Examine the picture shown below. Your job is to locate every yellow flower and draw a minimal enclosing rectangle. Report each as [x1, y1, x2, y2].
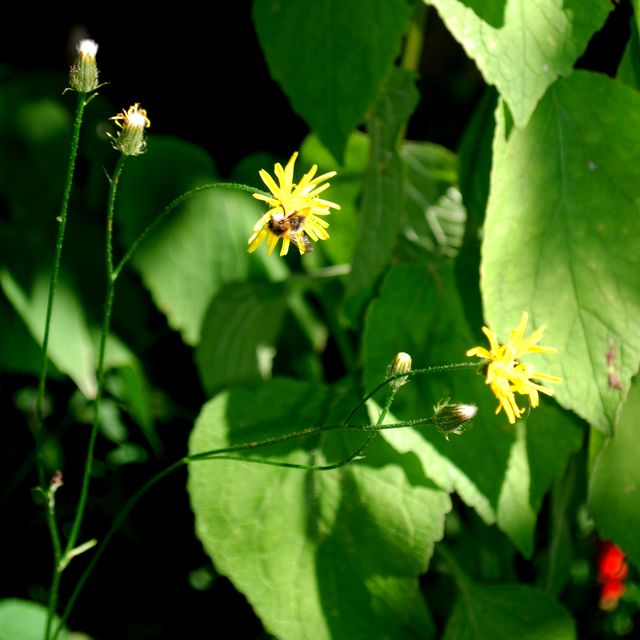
[109, 103, 150, 156]
[466, 311, 562, 424]
[248, 151, 340, 256]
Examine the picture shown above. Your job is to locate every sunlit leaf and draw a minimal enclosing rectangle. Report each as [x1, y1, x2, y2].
[116, 137, 260, 345]
[482, 72, 640, 432]
[0, 599, 67, 640]
[425, 0, 612, 127]
[188, 378, 448, 639]
[253, 0, 414, 160]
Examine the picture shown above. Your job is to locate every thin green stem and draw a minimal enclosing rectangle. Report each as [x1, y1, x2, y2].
[62, 156, 127, 566]
[41, 92, 88, 640]
[112, 182, 266, 280]
[343, 362, 477, 427]
[36, 93, 87, 486]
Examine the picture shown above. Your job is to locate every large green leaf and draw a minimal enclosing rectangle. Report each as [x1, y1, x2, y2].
[443, 580, 575, 639]
[589, 377, 640, 566]
[195, 282, 287, 395]
[345, 68, 419, 321]
[116, 137, 261, 345]
[362, 263, 515, 526]
[482, 71, 640, 432]
[0, 599, 67, 640]
[253, 0, 414, 161]
[425, 0, 612, 128]
[188, 378, 449, 639]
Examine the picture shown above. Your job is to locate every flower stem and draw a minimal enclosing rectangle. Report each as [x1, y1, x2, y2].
[40, 92, 88, 640]
[49, 156, 127, 640]
[36, 92, 87, 486]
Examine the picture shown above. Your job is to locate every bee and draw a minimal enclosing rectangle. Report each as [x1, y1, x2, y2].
[267, 207, 313, 254]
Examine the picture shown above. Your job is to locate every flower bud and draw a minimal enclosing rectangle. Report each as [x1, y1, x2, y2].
[69, 39, 99, 93]
[108, 103, 150, 156]
[386, 352, 412, 389]
[433, 400, 477, 440]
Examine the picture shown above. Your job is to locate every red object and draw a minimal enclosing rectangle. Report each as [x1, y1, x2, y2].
[597, 541, 628, 611]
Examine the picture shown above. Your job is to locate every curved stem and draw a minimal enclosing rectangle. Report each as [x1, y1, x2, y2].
[41, 92, 88, 640]
[342, 361, 477, 426]
[112, 182, 267, 280]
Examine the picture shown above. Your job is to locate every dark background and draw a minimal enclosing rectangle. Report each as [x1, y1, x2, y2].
[0, 2, 633, 638]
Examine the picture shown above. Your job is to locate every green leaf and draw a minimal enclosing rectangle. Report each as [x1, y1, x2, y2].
[425, 0, 612, 127]
[589, 377, 640, 567]
[0, 269, 96, 398]
[345, 68, 419, 321]
[617, 13, 640, 91]
[0, 599, 67, 640]
[195, 282, 288, 396]
[482, 72, 640, 432]
[253, 0, 414, 161]
[188, 378, 448, 639]
[458, 0, 507, 28]
[362, 263, 515, 525]
[117, 137, 260, 345]
[443, 580, 576, 639]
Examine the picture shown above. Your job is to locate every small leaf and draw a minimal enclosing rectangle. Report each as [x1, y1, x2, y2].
[425, 0, 612, 127]
[0, 599, 68, 640]
[253, 0, 414, 160]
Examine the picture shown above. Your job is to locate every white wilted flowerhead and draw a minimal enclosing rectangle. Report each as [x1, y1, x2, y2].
[69, 39, 99, 93]
[433, 400, 478, 440]
[386, 352, 412, 390]
[108, 104, 150, 156]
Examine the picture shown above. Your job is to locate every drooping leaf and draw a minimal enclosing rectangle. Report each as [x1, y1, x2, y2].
[0, 599, 68, 640]
[0, 270, 96, 398]
[589, 377, 640, 567]
[443, 580, 576, 639]
[188, 378, 448, 640]
[345, 68, 419, 321]
[195, 282, 287, 396]
[116, 136, 260, 345]
[482, 72, 640, 432]
[253, 0, 414, 160]
[425, 0, 612, 127]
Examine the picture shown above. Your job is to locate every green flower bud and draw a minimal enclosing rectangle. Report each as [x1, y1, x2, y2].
[69, 39, 99, 94]
[108, 103, 150, 156]
[386, 352, 412, 389]
[433, 400, 477, 440]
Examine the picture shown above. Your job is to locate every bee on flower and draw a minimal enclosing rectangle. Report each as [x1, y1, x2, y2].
[248, 152, 340, 256]
[466, 311, 562, 423]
